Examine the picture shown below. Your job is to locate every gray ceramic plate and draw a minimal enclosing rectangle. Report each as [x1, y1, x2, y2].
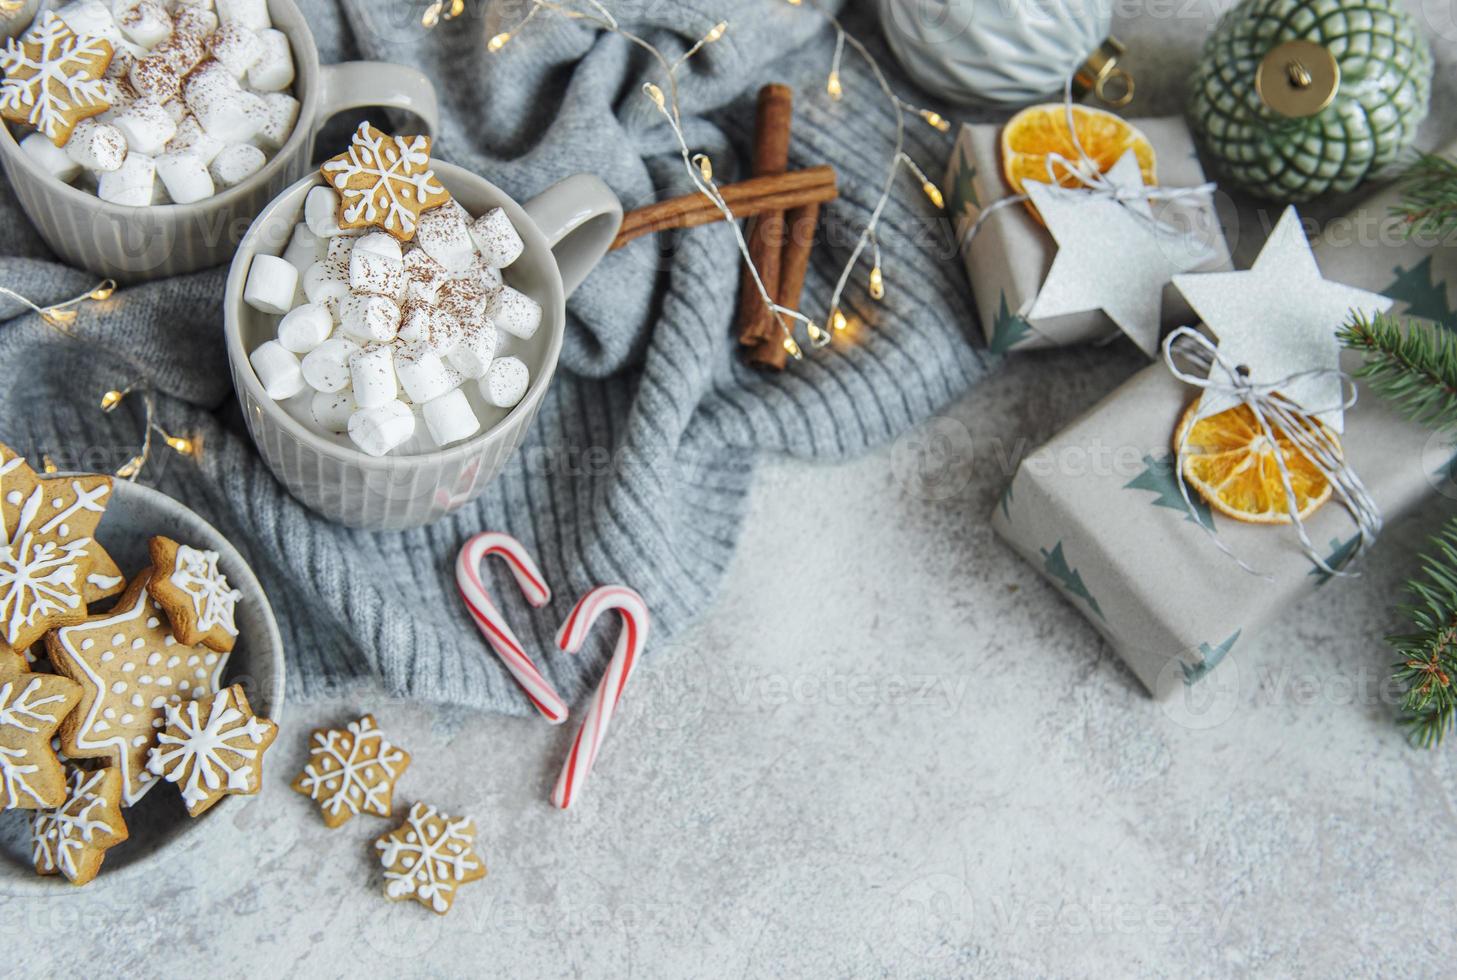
[0, 478, 286, 891]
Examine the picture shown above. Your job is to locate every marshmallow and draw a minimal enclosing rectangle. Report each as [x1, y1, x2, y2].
[394, 342, 460, 404]
[207, 22, 263, 78]
[397, 299, 441, 346]
[64, 118, 126, 172]
[471, 254, 504, 292]
[209, 142, 265, 188]
[155, 149, 214, 204]
[422, 388, 481, 446]
[338, 294, 400, 343]
[173, 0, 217, 9]
[446, 321, 497, 379]
[251, 92, 298, 151]
[325, 233, 356, 271]
[311, 389, 355, 434]
[403, 248, 447, 304]
[248, 29, 294, 91]
[21, 133, 81, 182]
[55, 1, 121, 43]
[97, 153, 156, 207]
[471, 207, 525, 268]
[110, 98, 176, 155]
[167, 115, 224, 164]
[115, 0, 172, 47]
[350, 244, 405, 298]
[162, 98, 188, 124]
[242, 253, 298, 315]
[414, 206, 476, 272]
[278, 303, 333, 353]
[349, 343, 398, 408]
[435, 276, 491, 333]
[249, 340, 305, 399]
[302, 261, 349, 318]
[282, 222, 324, 274]
[304, 184, 345, 237]
[481, 355, 529, 408]
[491, 285, 542, 340]
[353, 231, 402, 261]
[128, 55, 181, 102]
[348, 400, 414, 458]
[300, 337, 357, 392]
[216, 0, 270, 31]
[184, 65, 260, 144]
[171, 5, 219, 40]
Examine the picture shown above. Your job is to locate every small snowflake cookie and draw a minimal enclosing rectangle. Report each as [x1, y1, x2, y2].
[147, 683, 277, 817]
[146, 536, 244, 653]
[0, 11, 113, 146]
[47, 569, 230, 806]
[0, 658, 81, 810]
[0, 442, 123, 650]
[32, 765, 128, 885]
[320, 121, 451, 241]
[374, 801, 487, 915]
[292, 713, 410, 828]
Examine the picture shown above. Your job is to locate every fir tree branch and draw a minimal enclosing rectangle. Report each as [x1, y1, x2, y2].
[1388, 518, 1457, 747]
[1393, 152, 1457, 240]
[1338, 310, 1457, 430]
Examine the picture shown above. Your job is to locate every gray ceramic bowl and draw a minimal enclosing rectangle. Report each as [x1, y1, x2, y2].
[0, 478, 285, 891]
[225, 163, 622, 530]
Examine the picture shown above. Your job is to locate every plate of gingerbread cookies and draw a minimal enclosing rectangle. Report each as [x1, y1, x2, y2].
[0, 442, 284, 889]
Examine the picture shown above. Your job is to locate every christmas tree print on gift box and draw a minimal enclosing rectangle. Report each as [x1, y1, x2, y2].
[1039, 541, 1103, 621]
[1383, 258, 1454, 330]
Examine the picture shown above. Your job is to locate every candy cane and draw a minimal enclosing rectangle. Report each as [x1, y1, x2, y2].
[551, 585, 651, 809]
[456, 533, 567, 724]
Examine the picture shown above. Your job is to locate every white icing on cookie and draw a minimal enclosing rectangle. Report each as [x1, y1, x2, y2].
[169, 544, 243, 637]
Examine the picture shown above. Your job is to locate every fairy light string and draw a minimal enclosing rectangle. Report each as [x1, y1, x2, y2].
[430, 0, 950, 355]
[2, 278, 198, 479]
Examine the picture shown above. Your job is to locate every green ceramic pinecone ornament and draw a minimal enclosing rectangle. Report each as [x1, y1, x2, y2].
[1187, 0, 1432, 202]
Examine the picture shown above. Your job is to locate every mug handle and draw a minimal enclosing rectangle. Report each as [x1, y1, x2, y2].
[316, 61, 441, 137]
[522, 175, 624, 298]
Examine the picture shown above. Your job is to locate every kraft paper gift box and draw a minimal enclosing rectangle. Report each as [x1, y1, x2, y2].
[944, 117, 1233, 353]
[989, 174, 1456, 696]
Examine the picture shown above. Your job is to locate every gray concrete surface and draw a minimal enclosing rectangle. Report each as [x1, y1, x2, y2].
[12, 3, 1457, 977]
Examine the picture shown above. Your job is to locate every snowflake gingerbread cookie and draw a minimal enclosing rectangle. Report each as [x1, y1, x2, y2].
[47, 569, 230, 806]
[0, 658, 80, 810]
[375, 802, 487, 915]
[146, 536, 244, 653]
[147, 684, 277, 817]
[0, 443, 122, 650]
[320, 121, 451, 241]
[0, 11, 113, 146]
[292, 714, 410, 828]
[31, 766, 128, 885]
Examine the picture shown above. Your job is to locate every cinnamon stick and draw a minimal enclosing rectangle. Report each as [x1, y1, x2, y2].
[735, 84, 794, 347]
[608, 167, 837, 250]
[748, 201, 820, 371]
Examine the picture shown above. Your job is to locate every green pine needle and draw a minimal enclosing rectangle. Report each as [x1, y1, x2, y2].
[1338, 310, 1457, 431]
[1393, 152, 1457, 240]
[1388, 519, 1457, 747]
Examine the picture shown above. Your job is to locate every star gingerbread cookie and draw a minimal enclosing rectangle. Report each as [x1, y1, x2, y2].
[292, 714, 410, 828]
[0, 12, 113, 146]
[47, 569, 230, 806]
[31, 765, 128, 885]
[320, 121, 451, 242]
[0, 443, 123, 650]
[375, 802, 487, 915]
[0, 658, 81, 809]
[146, 536, 244, 653]
[147, 684, 277, 817]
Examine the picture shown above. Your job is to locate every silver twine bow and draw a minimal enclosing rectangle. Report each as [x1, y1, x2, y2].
[959, 74, 1217, 250]
[1161, 326, 1381, 579]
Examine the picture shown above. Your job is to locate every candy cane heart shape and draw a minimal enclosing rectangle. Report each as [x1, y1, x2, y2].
[455, 532, 568, 724]
[551, 586, 652, 810]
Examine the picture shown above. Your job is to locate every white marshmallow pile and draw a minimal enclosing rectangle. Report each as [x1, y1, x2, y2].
[14, 0, 299, 206]
[246, 193, 539, 458]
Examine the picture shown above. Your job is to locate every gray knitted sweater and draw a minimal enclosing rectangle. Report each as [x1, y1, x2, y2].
[0, 0, 990, 714]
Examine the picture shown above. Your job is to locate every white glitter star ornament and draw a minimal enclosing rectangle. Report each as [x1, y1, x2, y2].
[1026, 150, 1213, 357]
[1173, 207, 1393, 433]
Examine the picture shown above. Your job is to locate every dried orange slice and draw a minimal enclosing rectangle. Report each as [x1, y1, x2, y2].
[1001, 104, 1156, 221]
[1173, 401, 1335, 524]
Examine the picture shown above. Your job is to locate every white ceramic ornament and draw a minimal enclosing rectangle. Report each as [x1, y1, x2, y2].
[877, 0, 1123, 107]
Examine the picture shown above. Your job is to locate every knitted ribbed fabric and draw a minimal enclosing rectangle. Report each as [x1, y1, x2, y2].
[0, 0, 991, 714]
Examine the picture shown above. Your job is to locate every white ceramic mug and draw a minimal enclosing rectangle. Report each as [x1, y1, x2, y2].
[0, 0, 438, 281]
[224, 162, 622, 530]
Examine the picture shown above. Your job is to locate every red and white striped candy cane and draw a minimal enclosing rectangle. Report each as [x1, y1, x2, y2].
[456, 532, 568, 724]
[551, 585, 651, 809]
